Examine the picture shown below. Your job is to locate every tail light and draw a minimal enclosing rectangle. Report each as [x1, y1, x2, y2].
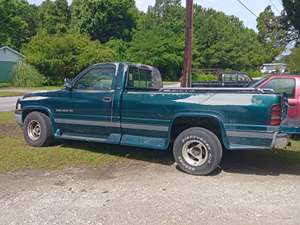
[270, 104, 282, 126]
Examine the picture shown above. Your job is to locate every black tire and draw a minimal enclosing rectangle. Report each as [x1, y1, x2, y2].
[173, 127, 222, 175]
[23, 111, 54, 147]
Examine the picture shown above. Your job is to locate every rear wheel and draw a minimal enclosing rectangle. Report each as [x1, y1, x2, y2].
[173, 127, 222, 175]
[23, 111, 54, 147]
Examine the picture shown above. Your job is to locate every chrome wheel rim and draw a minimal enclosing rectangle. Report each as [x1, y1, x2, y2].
[27, 120, 41, 141]
[182, 139, 209, 166]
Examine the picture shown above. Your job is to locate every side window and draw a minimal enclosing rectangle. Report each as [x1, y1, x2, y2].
[224, 74, 237, 82]
[75, 66, 115, 90]
[237, 74, 251, 82]
[263, 78, 296, 98]
[127, 66, 162, 90]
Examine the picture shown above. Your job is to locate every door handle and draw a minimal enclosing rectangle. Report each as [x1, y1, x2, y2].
[102, 97, 112, 102]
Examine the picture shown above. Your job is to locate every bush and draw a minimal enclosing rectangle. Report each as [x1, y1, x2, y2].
[288, 46, 300, 74]
[247, 69, 264, 78]
[10, 61, 45, 87]
[21, 33, 116, 85]
[192, 73, 217, 82]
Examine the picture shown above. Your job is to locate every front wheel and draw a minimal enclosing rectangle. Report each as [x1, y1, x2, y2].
[173, 127, 222, 175]
[23, 111, 54, 147]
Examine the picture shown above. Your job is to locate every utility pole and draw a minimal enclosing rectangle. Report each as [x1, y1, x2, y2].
[181, 0, 194, 88]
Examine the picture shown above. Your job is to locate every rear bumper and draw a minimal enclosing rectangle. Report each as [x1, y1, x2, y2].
[272, 133, 289, 149]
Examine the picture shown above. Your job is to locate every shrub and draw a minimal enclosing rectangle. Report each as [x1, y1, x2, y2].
[192, 73, 217, 82]
[288, 46, 300, 74]
[21, 33, 116, 85]
[247, 69, 264, 78]
[10, 61, 45, 87]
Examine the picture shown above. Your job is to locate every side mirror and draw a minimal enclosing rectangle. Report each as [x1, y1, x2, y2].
[64, 78, 73, 90]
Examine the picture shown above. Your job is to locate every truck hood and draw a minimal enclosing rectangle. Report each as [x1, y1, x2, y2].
[22, 89, 66, 99]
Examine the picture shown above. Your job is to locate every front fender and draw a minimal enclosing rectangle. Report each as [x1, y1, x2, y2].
[21, 105, 57, 135]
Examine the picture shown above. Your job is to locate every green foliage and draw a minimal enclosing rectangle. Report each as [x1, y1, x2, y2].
[127, 0, 185, 80]
[282, 0, 300, 43]
[247, 69, 264, 78]
[192, 73, 217, 82]
[21, 33, 115, 84]
[193, 6, 268, 72]
[105, 39, 129, 61]
[287, 46, 300, 73]
[70, 0, 138, 43]
[257, 6, 287, 60]
[0, 0, 38, 50]
[38, 0, 70, 34]
[1, 0, 288, 84]
[10, 61, 45, 87]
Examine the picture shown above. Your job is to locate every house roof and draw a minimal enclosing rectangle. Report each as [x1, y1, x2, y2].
[0, 45, 24, 58]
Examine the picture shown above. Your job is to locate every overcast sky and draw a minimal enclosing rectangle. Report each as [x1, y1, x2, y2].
[28, 0, 283, 30]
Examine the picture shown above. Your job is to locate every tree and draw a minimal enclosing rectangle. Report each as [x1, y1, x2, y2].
[22, 33, 115, 84]
[0, 0, 38, 50]
[257, 6, 287, 60]
[193, 6, 268, 72]
[127, 0, 185, 80]
[105, 39, 129, 61]
[287, 45, 300, 73]
[281, 0, 300, 43]
[38, 0, 70, 34]
[70, 0, 138, 43]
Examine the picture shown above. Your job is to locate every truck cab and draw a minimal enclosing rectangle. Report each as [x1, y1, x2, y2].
[253, 74, 300, 135]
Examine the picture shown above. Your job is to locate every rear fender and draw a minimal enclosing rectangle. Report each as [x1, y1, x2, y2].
[169, 113, 230, 149]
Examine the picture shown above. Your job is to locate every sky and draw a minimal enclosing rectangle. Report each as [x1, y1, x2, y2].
[28, 0, 283, 31]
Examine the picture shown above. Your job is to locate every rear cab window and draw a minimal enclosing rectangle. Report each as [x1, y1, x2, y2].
[126, 65, 163, 90]
[262, 78, 296, 98]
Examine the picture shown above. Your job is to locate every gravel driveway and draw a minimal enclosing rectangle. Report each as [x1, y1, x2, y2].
[0, 151, 300, 225]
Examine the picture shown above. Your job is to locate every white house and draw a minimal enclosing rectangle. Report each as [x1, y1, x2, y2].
[261, 63, 287, 74]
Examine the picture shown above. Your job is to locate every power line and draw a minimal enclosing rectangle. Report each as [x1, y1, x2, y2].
[269, 0, 280, 13]
[235, 0, 258, 18]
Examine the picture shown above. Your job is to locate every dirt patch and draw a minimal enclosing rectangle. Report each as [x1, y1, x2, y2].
[0, 123, 22, 138]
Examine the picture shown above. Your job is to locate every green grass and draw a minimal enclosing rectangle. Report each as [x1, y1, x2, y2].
[0, 83, 10, 88]
[0, 92, 27, 97]
[29, 86, 62, 91]
[0, 111, 14, 124]
[0, 112, 120, 172]
[1, 111, 300, 173]
[0, 112, 171, 172]
[0, 86, 62, 97]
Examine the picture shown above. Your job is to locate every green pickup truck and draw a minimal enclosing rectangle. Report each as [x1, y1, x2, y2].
[15, 62, 289, 175]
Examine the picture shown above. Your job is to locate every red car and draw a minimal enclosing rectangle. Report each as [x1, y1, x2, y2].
[253, 74, 300, 134]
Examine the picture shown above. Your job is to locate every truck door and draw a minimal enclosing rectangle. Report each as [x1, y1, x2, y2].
[262, 77, 298, 123]
[55, 64, 119, 141]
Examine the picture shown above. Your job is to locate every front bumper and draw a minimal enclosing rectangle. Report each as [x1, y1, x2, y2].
[272, 133, 289, 149]
[15, 110, 23, 127]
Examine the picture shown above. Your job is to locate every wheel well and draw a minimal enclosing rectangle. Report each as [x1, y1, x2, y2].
[170, 116, 224, 144]
[22, 109, 50, 122]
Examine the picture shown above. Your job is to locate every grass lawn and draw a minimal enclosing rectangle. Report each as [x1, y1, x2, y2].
[0, 111, 122, 172]
[0, 111, 171, 172]
[0, 86, 62, 97]
[0, 111, 300, 173]
[0, 92, 27, 97]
